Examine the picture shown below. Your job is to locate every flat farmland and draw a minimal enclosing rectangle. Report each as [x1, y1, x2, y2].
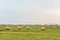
[0, 25, 60, 40]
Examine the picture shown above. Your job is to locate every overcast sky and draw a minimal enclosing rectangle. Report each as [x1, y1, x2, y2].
[0, 0, 60, 24]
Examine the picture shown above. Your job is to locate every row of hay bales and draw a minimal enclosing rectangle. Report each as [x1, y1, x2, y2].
[4, 26, 46, 31]
[1, 24, 59, 31]
[0, 24, 59, 31]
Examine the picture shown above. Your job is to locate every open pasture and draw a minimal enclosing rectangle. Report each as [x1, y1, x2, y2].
[0, 24, 60, 40]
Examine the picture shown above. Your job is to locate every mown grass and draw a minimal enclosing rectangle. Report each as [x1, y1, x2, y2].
[0, 28, 60, 40]
[0, 25, 60, 40]
[0, 31, 60, 40]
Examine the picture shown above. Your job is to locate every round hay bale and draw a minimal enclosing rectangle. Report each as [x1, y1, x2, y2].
[41, 27, 45, 31]
[5, 27, 10, 30]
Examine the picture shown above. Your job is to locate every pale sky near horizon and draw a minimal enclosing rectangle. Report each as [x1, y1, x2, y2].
[0, 0, 60, 24]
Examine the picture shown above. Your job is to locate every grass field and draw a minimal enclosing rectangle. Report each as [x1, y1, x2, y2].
[0, 29, 60, 40]
[0, 24, 60, 40]
[0, 31, 60, 40]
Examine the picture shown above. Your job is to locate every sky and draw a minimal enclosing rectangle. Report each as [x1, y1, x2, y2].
[0, 0, 60, 24]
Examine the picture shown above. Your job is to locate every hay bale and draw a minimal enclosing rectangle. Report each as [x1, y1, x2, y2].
[41, 27, 45, 31]
[5, 27, 10, 30]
